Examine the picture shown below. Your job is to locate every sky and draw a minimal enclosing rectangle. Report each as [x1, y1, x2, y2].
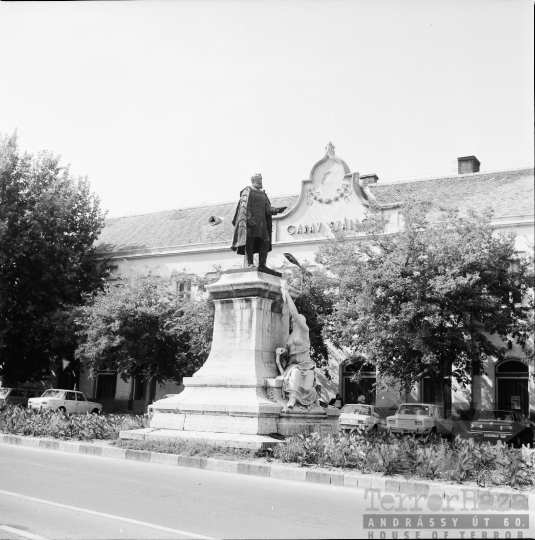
[0, 0, 533, 218]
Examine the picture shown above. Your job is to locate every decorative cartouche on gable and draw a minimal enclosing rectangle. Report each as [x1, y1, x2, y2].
[273, 143, 370, 243]
[306, 142, 353, 205]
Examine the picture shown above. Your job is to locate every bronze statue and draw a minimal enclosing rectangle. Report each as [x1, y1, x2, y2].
[231, 174, 287, 268]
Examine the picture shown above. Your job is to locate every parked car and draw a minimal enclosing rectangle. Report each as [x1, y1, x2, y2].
[28, 390, 102, 414]
[0, 388, 43, 407]
[339, 404, 388, 433]
[386, 403, 456, 437]
[468, 410, 534, 448]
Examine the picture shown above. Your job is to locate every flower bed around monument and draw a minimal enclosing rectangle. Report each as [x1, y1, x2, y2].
[0, 404, 148, 441]
[273, 432, 535, 489]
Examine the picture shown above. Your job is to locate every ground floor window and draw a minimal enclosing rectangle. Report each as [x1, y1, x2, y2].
[96, 373, 117, 399]
[342, 362, 376, 405]
[134, 375, 146, 400]
[495, 359, 529, 416]
[421, 377, 452, 416]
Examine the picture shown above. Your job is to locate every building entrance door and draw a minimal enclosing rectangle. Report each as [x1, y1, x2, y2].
[495, 360, 529, 416]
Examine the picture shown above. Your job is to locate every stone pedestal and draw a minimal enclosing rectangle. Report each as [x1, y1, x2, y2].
[122, 268, 340, 446]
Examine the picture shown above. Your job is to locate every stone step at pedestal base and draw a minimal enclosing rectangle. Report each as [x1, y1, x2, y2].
[119, 427, 283, 450]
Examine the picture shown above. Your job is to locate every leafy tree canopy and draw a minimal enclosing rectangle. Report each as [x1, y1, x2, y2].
[316, 200, 534, 405]
[75, 270, 214, 397]
[0, 132, 107, 385]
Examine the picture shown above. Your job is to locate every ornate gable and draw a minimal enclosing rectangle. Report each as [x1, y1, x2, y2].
[274, 142, 370, 242]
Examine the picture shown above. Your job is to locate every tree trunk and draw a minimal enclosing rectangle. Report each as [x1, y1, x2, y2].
[431, 369, 445, 412]
[143, 376, 157, 413]
[127, 376, 134, 411]
[470, 358, 481, 421]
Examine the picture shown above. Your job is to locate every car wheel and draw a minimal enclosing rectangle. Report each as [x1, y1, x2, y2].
[57, 406, 66, 414]
[91, 408, 100, 415]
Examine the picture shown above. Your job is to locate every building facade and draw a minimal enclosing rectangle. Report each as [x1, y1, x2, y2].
[87, 143, 534, 418]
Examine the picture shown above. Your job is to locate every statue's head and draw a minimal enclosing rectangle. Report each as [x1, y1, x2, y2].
[251, 174, 263, 189]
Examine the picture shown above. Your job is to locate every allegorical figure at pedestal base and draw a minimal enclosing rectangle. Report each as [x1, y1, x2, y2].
[275, 282, 318, 411]
[231, 174, 287, 268]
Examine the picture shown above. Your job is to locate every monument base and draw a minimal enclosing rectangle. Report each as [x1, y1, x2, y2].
[121, 269, 340, 445]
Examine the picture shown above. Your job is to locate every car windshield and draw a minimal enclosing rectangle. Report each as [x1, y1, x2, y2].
[477, 411, 514, 421]
[0, 388, 11, 398]
[398, 405, 430, 416]
[42, 390, 63, 398]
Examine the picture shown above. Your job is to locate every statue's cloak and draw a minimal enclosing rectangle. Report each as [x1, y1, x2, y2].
[231, 186, 274, 255]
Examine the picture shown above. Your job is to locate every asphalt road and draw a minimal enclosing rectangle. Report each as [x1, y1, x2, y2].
[0, 443, 532, 539]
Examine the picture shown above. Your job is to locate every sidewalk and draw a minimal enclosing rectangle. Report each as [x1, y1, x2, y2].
[1, 432, 533, 510]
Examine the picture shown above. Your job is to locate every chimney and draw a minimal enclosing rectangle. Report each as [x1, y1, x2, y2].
[360, 173, 379, 186]
[457, 156, 480, 174]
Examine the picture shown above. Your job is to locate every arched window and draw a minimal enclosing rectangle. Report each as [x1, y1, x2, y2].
[495, 359, 529, 415]
[496, 360, 528, 374]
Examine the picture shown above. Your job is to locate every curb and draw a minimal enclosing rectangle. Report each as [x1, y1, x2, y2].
[1, 433, 533, 510]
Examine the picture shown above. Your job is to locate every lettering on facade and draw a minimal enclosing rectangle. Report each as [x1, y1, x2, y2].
[287, 218, 362, 235]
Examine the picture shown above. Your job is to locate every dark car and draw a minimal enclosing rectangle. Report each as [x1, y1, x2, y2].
[469, 410, 534, 448]
[0, 387, 43, 407]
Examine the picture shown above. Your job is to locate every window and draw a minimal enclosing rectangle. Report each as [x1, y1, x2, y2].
[343, 362, 376, 405]
[496, 360, 528, 374]
[422, 377, 452, 415]
[134, 375, 146, 400]
[76, 393, 86, 401]
[398, 405, 430, 416]
[342, 404, 372, 415]
[96, 373, 117, 399]
[171, 279, 192, 296]
[495, 359, 529, 415]
[477, 411, 513, 421]
[42, 390, 63, 398]
[65, 392, 76, 401]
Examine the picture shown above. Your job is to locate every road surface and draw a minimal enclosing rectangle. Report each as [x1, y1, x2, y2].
[0, 443, 531, 539]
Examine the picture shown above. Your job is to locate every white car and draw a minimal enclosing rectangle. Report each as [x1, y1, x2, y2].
[28, 389, 102, 414]
[339, 404, 388, 433]
[387, 403, 455, 437]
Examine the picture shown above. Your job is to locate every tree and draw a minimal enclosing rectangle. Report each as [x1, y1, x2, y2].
[316, 200, 534, 411]
[0, 132, 107, 385]
[75, 271, 214, 409]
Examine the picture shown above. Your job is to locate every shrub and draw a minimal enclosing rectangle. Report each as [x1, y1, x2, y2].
[273, 431, 535, 489]
[0, 404, 148, 441]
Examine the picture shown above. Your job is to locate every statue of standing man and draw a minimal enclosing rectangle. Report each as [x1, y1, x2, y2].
[231, 174, 287, 268]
